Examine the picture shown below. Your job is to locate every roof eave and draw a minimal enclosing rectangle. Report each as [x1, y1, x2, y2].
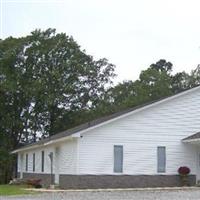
[182, 138, 200, 144]
[12, 85, 200, 153]
[11, 134, 78, 154]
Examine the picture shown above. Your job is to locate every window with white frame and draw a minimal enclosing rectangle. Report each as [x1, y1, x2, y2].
[157, 146, 166, 173]
[114, 145, 123, 173]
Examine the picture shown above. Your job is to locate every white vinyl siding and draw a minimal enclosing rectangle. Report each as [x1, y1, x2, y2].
[78, 87, 200, 175]
[59, 139, 77, 174]
[17, 86, 200, 177]
[17, 139, 78, 176]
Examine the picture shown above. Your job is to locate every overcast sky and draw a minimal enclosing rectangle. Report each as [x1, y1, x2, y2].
[1, 0, 200, 83]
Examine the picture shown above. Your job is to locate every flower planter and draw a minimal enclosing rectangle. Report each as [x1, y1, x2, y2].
[178, 166, 190, 186]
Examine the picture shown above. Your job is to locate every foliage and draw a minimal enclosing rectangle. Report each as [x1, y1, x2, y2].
[139, 66, 172, 100]
[0, 29, 115, 143]
[26, 179, 42, 188]
[178, 166, 190, 175]
[0, 29, 115, 183]
[171, 72, 191, 93]
[102, 59, 200, 114]
[178, 166, 191, 186]
[190, 64, 200, 87]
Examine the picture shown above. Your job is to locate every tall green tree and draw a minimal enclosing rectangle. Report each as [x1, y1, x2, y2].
[171, 72, 191, 93]
[0, 29, 115, 183]
[0, 29, 115, 143]
[103, 59, 174, 112]
[139, 59, 173, 100]
[189, 64, 200, 87]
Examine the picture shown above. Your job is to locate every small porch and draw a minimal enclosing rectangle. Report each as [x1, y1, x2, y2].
[183, 132, 200, 145]
[182, 132, 200, 183]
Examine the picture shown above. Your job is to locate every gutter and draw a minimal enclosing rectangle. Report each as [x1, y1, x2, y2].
[182, 138, 200, 144]
[11, 134, 80, 154]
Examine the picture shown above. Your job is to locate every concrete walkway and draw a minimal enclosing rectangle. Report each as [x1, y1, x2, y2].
[24, 186, 199, 192]
[2, 187, 200, 200]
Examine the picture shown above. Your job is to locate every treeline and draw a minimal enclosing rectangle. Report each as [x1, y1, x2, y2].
[0, 29, 200, 183]
[100, 60, 200, 113]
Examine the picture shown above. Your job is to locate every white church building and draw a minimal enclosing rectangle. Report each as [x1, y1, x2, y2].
[12, 86, 200, 188]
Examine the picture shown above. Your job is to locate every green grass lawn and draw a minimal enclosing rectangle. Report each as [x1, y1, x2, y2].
[0, 185, 36, 196]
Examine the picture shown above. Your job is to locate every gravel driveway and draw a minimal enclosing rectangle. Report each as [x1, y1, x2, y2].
[2, 188, 200, 200]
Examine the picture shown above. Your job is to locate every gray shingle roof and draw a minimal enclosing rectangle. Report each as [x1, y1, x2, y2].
[182, 132, 200, 141]
[14, 98, 168, 152]
[13, 85, 200, 152]
[14, 101, 158, 151]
